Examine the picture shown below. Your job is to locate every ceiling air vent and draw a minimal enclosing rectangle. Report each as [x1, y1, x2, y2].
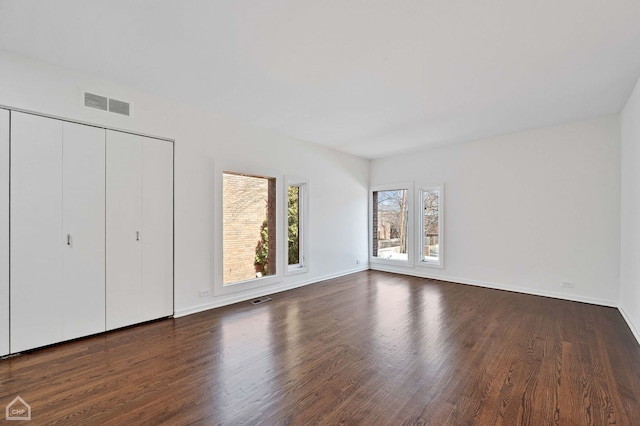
[84, 92, 108, 111]
[84, 92, 131, 117]
[109, 98, 130, 116]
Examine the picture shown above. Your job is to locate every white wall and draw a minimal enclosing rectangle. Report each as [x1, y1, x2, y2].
[0, 49, 370, 316]
[371, 117, 621, 306]
[621, 76, 640, 344]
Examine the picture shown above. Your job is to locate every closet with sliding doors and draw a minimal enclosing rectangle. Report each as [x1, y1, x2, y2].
[3, 110, 173, 354]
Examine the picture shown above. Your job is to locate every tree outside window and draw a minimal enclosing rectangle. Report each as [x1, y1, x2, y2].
[372, 189, 409, 260]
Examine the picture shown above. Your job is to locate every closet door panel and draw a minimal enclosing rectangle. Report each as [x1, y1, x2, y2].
[10, 112, 63, 352]
[142, 138, 174, 321]
[0, 110, 9, 356]
[62, 122, 106, 340]
[106, 131, 143, 330]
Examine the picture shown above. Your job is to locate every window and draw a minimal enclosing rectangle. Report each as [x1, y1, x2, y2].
[418, 185, 443, 268]
[285, 177, 309, 275]
[222, 171, 277, 285]
[370, 184, 413, 265]
[214, 164, 283, 295]
[288, 186, 301, 265]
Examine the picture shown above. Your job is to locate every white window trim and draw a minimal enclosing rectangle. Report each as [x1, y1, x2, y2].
[213, 161, 283, 296]
[284, 176, 309, 276]
[369, 182, 414, 268]
[416, 184, 444, 269]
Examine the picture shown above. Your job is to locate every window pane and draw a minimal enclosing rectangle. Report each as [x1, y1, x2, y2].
[423, 189, 439, 262]
[288, 185, 300, 265]
[372, 189, 409, 260]
[223, 172, 276, 284]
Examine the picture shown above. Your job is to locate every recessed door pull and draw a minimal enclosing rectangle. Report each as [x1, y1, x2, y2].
[136, 231, 140, 241]
[66, 234, 71, 246]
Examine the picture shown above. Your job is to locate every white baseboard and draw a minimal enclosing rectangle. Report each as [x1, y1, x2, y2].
[618, 306, 640, 347]
[174, 265, 369, 318]
[370, 264, 619, 307]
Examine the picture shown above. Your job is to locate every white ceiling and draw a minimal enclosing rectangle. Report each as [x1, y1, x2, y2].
[1, 1, 640, 159]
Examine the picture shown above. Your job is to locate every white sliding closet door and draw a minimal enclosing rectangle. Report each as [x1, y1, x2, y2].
[141, 138, 173, 321]
[0, 109, 9, 356]
[106, 131, 174, 330]
[11, 113, 106, 352]
[61, 122, 106, 340]
[106, 131, 143, 330]
[11, 113, 64, 352]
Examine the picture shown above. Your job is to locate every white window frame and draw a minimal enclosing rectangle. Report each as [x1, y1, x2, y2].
[369, 182, 414, 267]
[213, 161, 283, 296]
[416, 184, 444, 269]
[284, 176, 309, 276]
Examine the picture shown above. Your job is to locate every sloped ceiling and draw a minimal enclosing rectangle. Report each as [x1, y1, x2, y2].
[1, 0, 639, 159]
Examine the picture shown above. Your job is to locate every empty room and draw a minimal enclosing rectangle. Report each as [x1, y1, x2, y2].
[1, 1, 640, 424]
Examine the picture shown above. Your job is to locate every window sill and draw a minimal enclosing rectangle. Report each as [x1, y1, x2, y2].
[215, 274, 282, 296]
[370, 257, 414, 268]
[285, 265, 309, 276]
[416, 259, 444, 269]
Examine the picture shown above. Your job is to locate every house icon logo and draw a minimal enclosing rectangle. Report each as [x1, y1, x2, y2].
[5, 396, 31, 421]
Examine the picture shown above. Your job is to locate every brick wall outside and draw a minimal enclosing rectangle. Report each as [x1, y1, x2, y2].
[223, 173, 275, 284]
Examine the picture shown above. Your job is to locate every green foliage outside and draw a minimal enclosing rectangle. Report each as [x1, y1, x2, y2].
[288, 186, 300, 265]
[255, 220, 270, 275]
[255, 186, 300, 273]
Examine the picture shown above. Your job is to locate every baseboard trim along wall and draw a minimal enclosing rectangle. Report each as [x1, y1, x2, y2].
[618, 306, 640, 347]
[174, 265, 370, 318]
[369, 264, 619, 308]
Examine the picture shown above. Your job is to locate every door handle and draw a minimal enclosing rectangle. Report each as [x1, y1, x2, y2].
[66, 234, 71, 246]
[136, 231, 140, 241]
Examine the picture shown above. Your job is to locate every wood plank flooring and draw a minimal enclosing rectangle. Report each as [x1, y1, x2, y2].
[1, 270, 639, 425]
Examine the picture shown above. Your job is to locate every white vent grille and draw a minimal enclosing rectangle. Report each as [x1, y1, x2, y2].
[84, 92, 108, 111]
[108, 98, 130, 116]
[84, 92, 131, 117]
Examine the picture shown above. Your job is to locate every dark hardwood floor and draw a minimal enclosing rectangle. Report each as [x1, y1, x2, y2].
[1, 270, 640, 425]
